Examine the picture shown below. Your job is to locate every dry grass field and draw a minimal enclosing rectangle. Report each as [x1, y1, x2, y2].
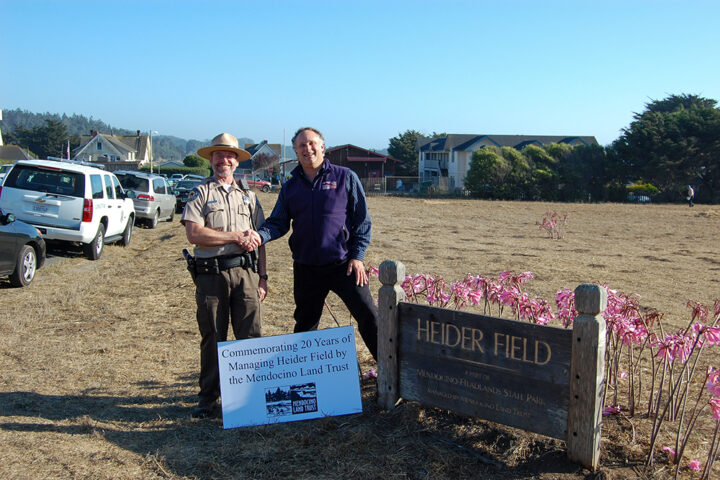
[1, 193, 719, 479]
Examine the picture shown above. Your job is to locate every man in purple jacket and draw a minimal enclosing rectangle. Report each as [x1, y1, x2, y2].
[249, 127, 378, 359]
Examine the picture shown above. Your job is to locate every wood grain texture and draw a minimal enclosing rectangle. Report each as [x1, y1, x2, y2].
[377, 260, 405, 409]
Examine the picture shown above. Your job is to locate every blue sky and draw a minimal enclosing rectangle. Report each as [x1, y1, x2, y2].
[2, 0, 719, 149]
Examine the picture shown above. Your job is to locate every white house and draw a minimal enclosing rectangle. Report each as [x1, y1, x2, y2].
[417, 134, 599, 191]
[236, 140, 281, 174]
[73, 130, 152, 171]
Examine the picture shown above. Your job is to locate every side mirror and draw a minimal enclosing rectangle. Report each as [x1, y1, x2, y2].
[1, 213, 16, 225]
[173, 190, 179, 195]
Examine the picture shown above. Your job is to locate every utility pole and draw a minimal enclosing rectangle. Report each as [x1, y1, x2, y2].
[149, 130, 158, 172]
[149, 130, 153, 173]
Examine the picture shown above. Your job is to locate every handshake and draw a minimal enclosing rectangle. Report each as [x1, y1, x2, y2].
[236, 229, 262, 251]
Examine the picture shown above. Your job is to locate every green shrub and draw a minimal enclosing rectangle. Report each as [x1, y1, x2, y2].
[627, 181, 660, 196]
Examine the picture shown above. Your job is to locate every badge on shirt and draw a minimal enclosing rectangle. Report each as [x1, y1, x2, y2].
[242, 195, 251, 205]
[321, 181, 337, 190]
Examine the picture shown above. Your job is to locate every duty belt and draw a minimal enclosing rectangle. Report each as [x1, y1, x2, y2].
[194, 253, 253, 275]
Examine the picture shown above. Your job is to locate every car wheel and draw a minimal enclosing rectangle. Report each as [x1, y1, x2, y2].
[148, 209, 159, 229]
[10, 244, 37, 287]
[120, 217, 133, 247]
[262, 185, 270, 193]
[83, 223, 105, 260]
[167, 207, 175, 222]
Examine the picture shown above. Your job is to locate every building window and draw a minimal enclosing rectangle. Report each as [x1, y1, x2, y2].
[97, 142, 102, 150]
[425, 152, 448, 162]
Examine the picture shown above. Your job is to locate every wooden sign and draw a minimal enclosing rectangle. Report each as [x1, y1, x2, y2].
[398, 303, 572, 439]
[377, 260, 606, 470]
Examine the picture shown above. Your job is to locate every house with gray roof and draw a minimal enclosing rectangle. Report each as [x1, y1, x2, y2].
[418, 134, 598, 191]
[155, 160, 185, 168]
[236, 140, 281, 174]
[73, 130, 152, 171]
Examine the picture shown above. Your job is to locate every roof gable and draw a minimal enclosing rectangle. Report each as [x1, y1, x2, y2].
[76, 133, 151, 161]
[244, 141, 281, 157]
[0, 145, 33, 161]
[74, 133, 128, 158]
[155, 160, 185, 168]
[244, 141, 279, 158]
[455, 135, 502, 151]
[419, 134, 598, 152]
[326, 144, 401, 163]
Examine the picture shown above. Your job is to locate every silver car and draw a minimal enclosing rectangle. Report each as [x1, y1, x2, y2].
[0, 164, 13, 184]
[115, 171, 176, 228]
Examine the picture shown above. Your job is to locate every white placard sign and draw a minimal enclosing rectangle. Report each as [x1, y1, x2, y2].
[217, 326, 362, 429]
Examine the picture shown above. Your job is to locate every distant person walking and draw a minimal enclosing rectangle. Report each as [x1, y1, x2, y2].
[687, 185, 695, 207]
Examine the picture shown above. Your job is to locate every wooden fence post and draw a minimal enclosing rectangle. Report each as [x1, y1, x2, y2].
[377, 260, 405, 410]
[567, 284, 607, 470]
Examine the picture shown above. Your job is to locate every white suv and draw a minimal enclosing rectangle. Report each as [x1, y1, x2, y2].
[0, 160, 135, 260]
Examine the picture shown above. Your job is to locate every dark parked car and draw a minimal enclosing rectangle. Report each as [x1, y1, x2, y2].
[173, 178, 203, 212]
[0, 207, 46, 287]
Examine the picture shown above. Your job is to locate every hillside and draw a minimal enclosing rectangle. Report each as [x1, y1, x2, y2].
[0, 108, 252, 161]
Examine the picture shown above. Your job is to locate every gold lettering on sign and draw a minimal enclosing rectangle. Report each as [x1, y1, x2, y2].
[445, 323, 460, 347]
[493, 333, 552, 365]
[535, 340, 551, 365]
[416, 319, 552, 364]
[416, 319, 485, 353]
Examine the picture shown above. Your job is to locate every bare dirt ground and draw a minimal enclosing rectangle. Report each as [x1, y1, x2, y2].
[1, 193, 718, 479]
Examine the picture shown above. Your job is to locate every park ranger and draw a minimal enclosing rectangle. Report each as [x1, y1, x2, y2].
[181, 132, 268, 419]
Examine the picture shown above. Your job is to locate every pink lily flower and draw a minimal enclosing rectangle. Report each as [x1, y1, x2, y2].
[362, 368, 377, 380]
[710, 398, 720, 421]
[603, 405, 621, 415]
[662, 446, 676, 459]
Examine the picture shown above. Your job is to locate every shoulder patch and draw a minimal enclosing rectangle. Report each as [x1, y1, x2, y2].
[187, 188, 200, 201]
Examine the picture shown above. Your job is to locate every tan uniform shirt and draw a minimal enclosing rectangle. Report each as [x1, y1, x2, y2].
[181, 177, 265, 258]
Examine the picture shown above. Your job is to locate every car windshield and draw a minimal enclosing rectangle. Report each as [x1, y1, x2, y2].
[116, 174, 150, 193]
[176, 180, 202, 189]
[4, 165, 85, 197]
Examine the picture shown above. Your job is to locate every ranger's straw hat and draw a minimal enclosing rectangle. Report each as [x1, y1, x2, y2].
[197, 133, 251, 161]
